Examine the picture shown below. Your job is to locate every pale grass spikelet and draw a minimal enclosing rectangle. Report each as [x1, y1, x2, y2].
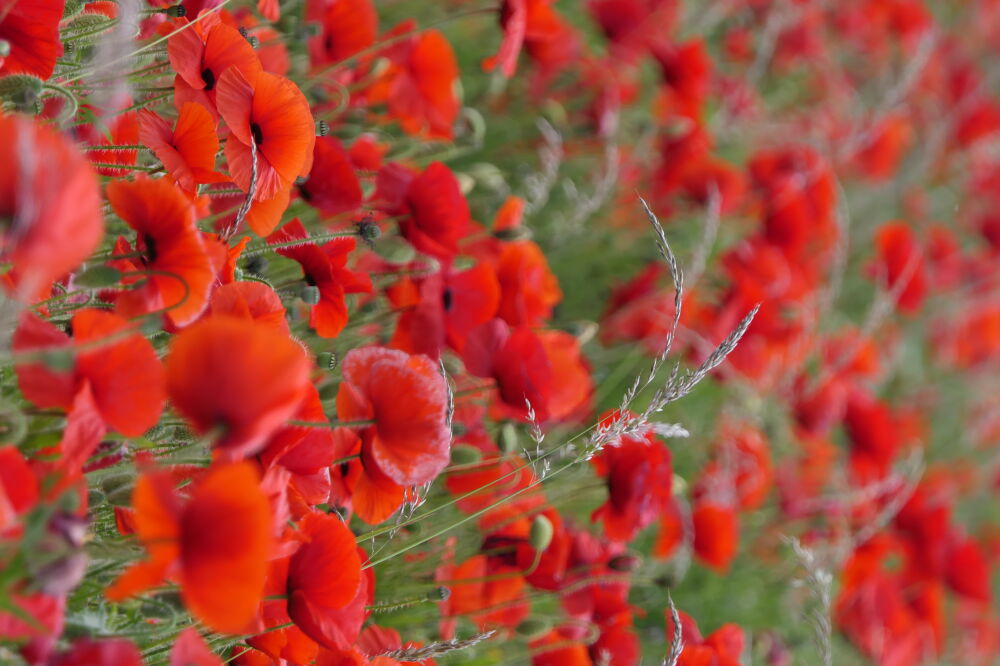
[380, 630, 497, 661]
[662, 592, 685, 666]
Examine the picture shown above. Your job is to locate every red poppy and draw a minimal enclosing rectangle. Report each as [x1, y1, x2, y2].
[139, 102, 225, 193]
[209, 281, 289, 335]
[337, 346, 451, 486]
[81, 111, 140, 178]
[0, 445, 38, 535]
[286, 512, 364, 647]
[483, 0, 527, 77]
[217, 67, 315, 202]
[691, 501, 738, 572]
[169, 21, 262, 114]
[106, 462, 273, 634]
[329, 427, 409, 525]
[50, 638, 143, 666]
[366, 29, 460, 139]
[298, 136, 363, 217]
[386, 161, 472, 261]
[0, 0, 64, 79]
[170, 628, 222, 666]
[389, 262, 501, 358]
[495, 240, 562, 327]
[305, 0, 378, 67]
[591, 412, 673, 542]
[871, 221, 927, 313]
[165, 316, 311, 457]
[0, 114, 103, 297]
[268, 218, 372, 338]
[105, 176, 216, 327]
[13, 309, 165, 473]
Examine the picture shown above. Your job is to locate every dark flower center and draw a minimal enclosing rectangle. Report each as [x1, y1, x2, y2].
[442, 287, 453, 312]
[250, 122, 264, 145]
[201, 68, 216, 91]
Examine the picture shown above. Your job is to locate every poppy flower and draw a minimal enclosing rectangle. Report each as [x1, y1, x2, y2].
[336, 346, 451, 486]
[50, 638, 143, 666]
[298, 136, 363, 217]
[366, 29, 460, 139]
[305, 0, 378, 67]
[591, 412, 673, 542]
[446, 554, 530, 631]
[217, 67, 316, 202]
[286, 512, 364, 647]
[105, 176, 216, 327]
[80, 111, 140, 178]
[106, 462, 273, 634]
[0, 445, 38, 535]
[139, 102, 225, 193]
[170, 628, 223, 666]
[871, 221, 927, 313]
[169, 21, 263, 114]
[268, 218, 372, 338]
[495, 240, 562, 327]
[0, 0, 64, 79]
[389, 262, 501, 358]
[165, 316, 311, 457]
[393, 162, 473, 261]
[12, 309, 165, 473]
[209, 281, 289, 335]
[483, 0, 527, 77]
[691, 501, 738, 572]
[0, 114, 103, 297]
[329, 427, 409, 525]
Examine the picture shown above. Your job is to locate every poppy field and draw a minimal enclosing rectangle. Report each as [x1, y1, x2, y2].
[2, 0, 1000, 664]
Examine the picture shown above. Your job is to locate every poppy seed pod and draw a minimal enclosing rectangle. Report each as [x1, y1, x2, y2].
[0, 39, 10, 58]
[450, 444, 482, 465]
[529, 514, 553, 552]
[74, 265, 122, 288]
[426, 586, 451, 602]
[162, 4, 185, 17]
[301, 285, 321, 305]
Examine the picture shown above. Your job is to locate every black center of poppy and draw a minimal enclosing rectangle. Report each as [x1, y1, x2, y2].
[442, 287, 454, 312]
[143, 234, 158, 263]
[201, 68, 216, 91]
[250, 122, 264, 145]
[304, 274, 316, 287]
[298, 181, 312, 201]
[340, 462, 350, 476]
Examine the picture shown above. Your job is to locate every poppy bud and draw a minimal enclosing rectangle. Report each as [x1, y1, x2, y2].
[301, 285, 321, 305]
[316, 120, 329, 136]
[162, 4, 186, 17]
[0, 74, 42, 110]
[75, 265, 122, 288]
[608, 554, 641, 572]
[450, 444, 481, 465]
[516, 618, 550, 639]
[529, 514, 553, 552]
[498, 422, 518, 454]
[426, 586, 450, 602]
[317, 351, 337, 370]
[355, 217, 381, 246]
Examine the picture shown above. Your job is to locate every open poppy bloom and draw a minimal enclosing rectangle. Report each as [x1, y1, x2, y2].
[495, 240, 562, 327]
[366, 29, 460, 139]
[0, 114, 103, 297]
[691, 500, 739, 573]
[591, 411, 674, 542]
[217, 67, 316, 202]
[139, 102, 225, 193]
[105, 176, 216, 328]
[165, 316, 311, 458]
[305, 0, 378, 67]
[0, 0, 64, 79]
[169, 21, 263, 115]
[336, 347, 451, 487]
[268, 218, 372, 338]
[298, 136, 363, 218]
[106, 462, 273, 634]
[13, 309, 164, 474]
